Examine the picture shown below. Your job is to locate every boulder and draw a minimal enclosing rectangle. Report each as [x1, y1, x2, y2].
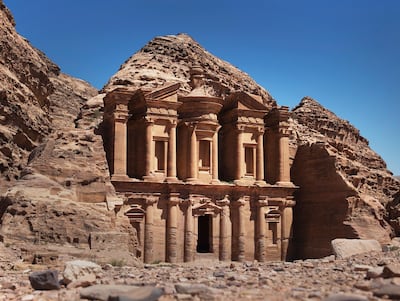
[63, 260, 102, 285]
[331, 239, 381, 259]
[28, 270, 60, 290]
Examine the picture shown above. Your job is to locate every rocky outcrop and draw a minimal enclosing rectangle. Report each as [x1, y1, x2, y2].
[103, 33, 275, 109]
[290, 97, 400, 258]
[0, 1, 136, 263]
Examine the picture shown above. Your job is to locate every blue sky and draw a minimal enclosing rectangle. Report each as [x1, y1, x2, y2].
[4, 0, 400, 175]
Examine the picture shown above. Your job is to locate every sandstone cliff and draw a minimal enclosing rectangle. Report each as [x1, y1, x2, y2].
[290, 97, 400, 258]
[0, 1, 138, 264]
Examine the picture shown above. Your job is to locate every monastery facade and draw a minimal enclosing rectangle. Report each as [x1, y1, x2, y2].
[103, 66, 297, 263]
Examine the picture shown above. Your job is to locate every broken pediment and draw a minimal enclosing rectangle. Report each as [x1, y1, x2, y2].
[192, 200, 222, 216]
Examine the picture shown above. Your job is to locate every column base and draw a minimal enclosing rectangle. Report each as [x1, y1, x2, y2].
[276, 181, 295, 187]
[165, 177, 180, 183]
[255, 180, 267, 186]
[211, 179, 221, 184]
[111, 174, 130, 181]
[186, 178, 198, 184]
[143, 175, 157, 182]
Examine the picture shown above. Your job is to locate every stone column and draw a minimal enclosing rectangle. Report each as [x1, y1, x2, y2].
[167, 193, 180, 263]
[256, 129, 265, 185]
[280, 199, 295, 260]
[166, 122, 177, 181]
[217, 196, 230, 261]
[255, 197, 268, 262]
[277, 127, 291, 185]
[112, 109, 129, 180]
[211, 130, 219, 183]
[187, 124, 198, 182]
[144, 119, 154, 179]
[236, 197, 247, 262]
[235, 126, 244, 183]
[144, 196, 158, 263]
[184, 198, 194, 262]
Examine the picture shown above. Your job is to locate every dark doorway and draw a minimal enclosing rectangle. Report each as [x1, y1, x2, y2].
[197, 215, 212, 253]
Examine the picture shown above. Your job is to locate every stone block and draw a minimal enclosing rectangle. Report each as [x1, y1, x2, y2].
[331, 239, 381, 259]
[29, 270, 60, 290]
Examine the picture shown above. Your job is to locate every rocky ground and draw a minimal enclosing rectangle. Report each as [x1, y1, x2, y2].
[1, 244, 400, 301]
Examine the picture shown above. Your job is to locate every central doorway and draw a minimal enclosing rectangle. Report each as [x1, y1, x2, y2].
[197, 215, 212, 253]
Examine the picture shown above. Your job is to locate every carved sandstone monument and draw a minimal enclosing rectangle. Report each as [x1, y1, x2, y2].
[0, 0, 399, 265]
[103, 65, 296, 263]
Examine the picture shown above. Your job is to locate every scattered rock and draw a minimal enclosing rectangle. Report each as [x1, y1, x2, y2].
[322, 293, 368, 301]
[80, 284, 162, 301]
[373, 284, 400, 299]
[331, 239, 381, 259]
[28, 270, 60, 290]
[382, 264, 400, 278]
[63, 260, 102, 285]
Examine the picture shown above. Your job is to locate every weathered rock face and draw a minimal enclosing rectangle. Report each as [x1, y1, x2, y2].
[290, 97, 400, 259]
[103, 33, 275, 109]
[0, 1, 137, 263]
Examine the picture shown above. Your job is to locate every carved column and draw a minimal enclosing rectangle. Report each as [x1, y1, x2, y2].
[184, 198, 194, 262]
[144, 196, 158, 263]
[281, 199, 295, 260]
[144, 119, 154, 179]
[256, 129, 265, 185]
[166, 122, 177, 181]
[211, 129, 219, 183]
[217, 196, 230, 261]
[112, 107, 129, 180]
[236, 197, 247, 262]
[235, 126, 244, 183]
[256, 197, 268, 262]
[187, 124, 198, 182]
[167, 193, 180, 263]
[277, 127, 291, 184]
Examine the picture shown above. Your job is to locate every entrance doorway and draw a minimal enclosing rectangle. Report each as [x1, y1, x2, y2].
[197, 215, 212, 253]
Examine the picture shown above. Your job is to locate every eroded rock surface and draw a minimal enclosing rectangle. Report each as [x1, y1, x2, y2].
[290, 97, 400, 258]
[0, 1, 136, 263]
[103, 33, 276, 109]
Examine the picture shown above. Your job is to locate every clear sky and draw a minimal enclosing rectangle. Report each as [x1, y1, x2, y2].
[4, 0, 400, 175]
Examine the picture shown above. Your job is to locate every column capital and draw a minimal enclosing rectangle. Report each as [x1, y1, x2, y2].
[233, 196, 249, 207]
[169, 193, 181, 206]
[282, 199, 296, 207]
[257, 196, 268, 207]
[236, 124, 246, 132]
[113, 111, 129, 123]
[278, 126, 291, 137]
[216, 195, 230, 207]
[145, 195, 159, 206]
[144, 116, 155, 125]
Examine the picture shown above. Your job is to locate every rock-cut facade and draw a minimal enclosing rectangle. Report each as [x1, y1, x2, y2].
[103, 66, 297, 263]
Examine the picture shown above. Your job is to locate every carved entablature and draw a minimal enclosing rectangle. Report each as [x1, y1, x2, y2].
[125, 204, 145, 222]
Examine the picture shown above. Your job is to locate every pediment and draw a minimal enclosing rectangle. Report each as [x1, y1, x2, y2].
[145, 83, 180, 102]
[192, 200, 222, 216]
[224, 91, 268, 112]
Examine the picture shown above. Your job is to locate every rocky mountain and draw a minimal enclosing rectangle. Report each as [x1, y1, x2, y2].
[0, 0, 399, 263]
[103, 33, 275, 109]
[0, 1, 138, 264]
